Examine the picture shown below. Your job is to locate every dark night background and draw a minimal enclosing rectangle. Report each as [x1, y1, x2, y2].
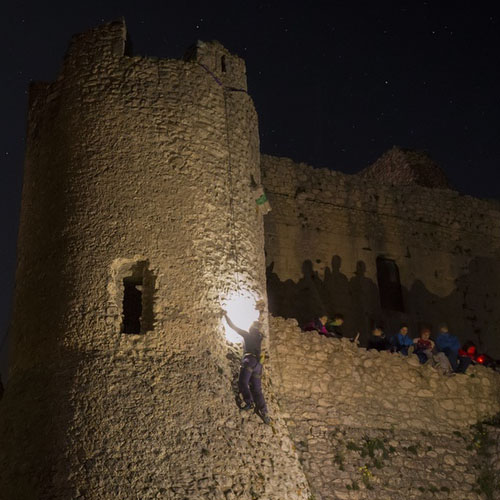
[1, 1, 499, 379]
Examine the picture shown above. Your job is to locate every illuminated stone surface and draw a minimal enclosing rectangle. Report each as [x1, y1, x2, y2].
[0, 20, 310, 500]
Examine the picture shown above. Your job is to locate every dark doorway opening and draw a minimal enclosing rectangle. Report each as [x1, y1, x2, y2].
[376, 257, 404, 312]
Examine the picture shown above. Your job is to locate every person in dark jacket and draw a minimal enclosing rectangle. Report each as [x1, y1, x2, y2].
[436, 323, 471, 373]
[224, 312, 270, 424]
[367, 325, 390, 351]
[326, 313, 345, 338]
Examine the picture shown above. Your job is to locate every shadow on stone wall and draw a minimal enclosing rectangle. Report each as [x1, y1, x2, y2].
[0, 345, 89, 500]
[267, 255, 500, 357]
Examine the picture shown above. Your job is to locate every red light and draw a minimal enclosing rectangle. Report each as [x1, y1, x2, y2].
[476, 355, 485, 364]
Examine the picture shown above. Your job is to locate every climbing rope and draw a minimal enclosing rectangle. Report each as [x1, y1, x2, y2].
[197, 62, 248, 295]
[222, 89, 240, 285]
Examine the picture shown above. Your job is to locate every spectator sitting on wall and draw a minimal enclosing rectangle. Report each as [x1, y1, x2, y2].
[436, 323, 472, 374]
[304, 313, 360, 342]
[390, 324, 413, 355]
[327, 313, 360, 343]
[367, 324, 390, 351]
[430, 350, 454, 376]
[303, 315, 332, 337]
[459, 341, 496, 368]
[326, 313, 345, 338]
[412, 326, 453, 374]
[413, 327, 435, 364]
[459, 341, 478, 361]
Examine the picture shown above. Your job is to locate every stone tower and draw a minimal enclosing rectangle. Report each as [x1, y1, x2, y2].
[0, 20, 310, 500]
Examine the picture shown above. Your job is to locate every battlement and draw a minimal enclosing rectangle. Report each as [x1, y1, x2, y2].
[64, 18, 127, 67]
[184, 40, 248, 91]
[54, 19, 248, 91]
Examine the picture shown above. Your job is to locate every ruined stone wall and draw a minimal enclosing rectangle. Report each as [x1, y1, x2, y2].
[262, 155, 500, 358]
[270, 316, 500, 500]
[0, 21, 311, 500]
[359, 146, 451, 188]
[487, 427, 500, 497]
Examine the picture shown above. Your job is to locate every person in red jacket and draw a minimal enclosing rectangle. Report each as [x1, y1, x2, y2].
[459, 341, 477, 360]
[413, 327, 435, 364]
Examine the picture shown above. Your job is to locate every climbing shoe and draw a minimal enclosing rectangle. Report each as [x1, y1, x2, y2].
[255, 408, 271, 425]
[261, 414, 271, 425]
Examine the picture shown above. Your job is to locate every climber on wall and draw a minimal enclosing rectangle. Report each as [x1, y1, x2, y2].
[223, 309, 271, 425]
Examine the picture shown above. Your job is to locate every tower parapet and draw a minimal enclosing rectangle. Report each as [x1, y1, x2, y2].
[184, 39, 248, 91]
[64, 18, 127, 69]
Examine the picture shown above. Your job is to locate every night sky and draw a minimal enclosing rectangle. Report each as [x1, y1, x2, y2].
[1, 1, 499, 377]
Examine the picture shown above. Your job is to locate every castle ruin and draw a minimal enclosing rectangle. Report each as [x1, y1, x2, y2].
[1, 19, 499, 500]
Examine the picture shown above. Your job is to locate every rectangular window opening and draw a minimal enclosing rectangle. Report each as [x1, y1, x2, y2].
[122, 277, 143, 334]
[121, 261, 155, 334]
[376, 257, 404, 312]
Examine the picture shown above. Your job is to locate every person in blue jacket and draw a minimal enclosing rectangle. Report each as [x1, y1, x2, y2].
[390, 324, 413, 355]
[435, 323, 471, 373]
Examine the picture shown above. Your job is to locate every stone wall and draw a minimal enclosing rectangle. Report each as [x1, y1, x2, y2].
[270, 315, 500, 499]
[262, 155, 500, 358]
[359, 146, 450, 188]
[486, 427, 500, 497]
